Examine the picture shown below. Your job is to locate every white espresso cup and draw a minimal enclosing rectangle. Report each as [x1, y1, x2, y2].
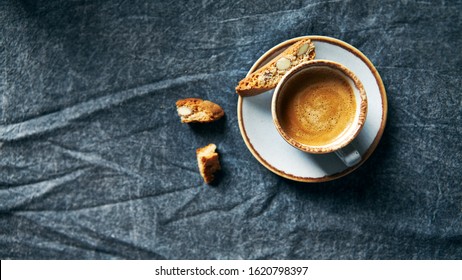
[272, 60, 367, 167]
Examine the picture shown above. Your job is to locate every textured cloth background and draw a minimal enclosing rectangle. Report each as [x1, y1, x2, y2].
[1, 0, 461, 259]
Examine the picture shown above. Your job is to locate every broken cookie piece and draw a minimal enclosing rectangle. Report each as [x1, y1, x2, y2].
[176, 98, 224, 123]
[196, 143, 221, 184]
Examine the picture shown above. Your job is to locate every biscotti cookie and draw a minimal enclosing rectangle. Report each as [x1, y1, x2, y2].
[196, 143, 221, 184]
[235, 38, 315, 96]
[176, 98, 224, 123]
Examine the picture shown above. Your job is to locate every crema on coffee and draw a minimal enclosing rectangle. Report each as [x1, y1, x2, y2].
[277, 67, 356, 147]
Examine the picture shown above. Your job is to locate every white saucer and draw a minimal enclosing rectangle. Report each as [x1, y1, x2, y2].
[237, 36, 388, 182]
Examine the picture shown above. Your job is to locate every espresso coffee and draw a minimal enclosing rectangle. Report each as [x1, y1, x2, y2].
[277, 67, 356, 147]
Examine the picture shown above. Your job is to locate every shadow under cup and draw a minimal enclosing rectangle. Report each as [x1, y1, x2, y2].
[272, 60, 368, 166]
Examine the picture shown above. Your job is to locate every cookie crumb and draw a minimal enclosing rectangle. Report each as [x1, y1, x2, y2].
[176, 98, 224, 123]
[196, 143, 221, 184]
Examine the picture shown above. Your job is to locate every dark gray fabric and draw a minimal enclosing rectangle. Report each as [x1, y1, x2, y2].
[1, 0, 461, 259]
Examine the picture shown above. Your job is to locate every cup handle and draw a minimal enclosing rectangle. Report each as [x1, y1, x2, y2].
[334, 143, 361, 167]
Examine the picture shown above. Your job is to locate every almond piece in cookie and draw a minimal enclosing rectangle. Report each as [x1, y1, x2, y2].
[196, 143, 221, 184]
[235, 38, 316, 97]
[176, 98, 224, 123]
